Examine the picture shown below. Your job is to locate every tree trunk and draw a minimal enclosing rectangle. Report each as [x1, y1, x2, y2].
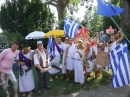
[56, 0, 66, 21]
[120, 0, 130, 29]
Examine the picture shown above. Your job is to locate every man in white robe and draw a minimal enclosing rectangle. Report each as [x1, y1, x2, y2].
[16, 45, 35, 96]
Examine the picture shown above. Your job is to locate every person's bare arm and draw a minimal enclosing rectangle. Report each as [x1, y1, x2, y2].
[116, 28, 124, 43]
[35, 64, 46, 72]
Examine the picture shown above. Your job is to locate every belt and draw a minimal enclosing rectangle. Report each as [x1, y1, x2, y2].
[72, 58, 82, 61]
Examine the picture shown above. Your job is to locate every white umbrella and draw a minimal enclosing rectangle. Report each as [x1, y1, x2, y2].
[25, 31, 45, 40]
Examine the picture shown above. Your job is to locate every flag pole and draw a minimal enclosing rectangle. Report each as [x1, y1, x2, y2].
[110, 17, 130, 44]
[102, 16, 104, 31]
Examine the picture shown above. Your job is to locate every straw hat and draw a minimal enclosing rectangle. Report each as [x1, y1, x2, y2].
[96, 52, 110, 66]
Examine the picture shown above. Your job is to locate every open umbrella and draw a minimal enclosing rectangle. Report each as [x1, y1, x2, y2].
[25, 31, 45, 40]
[44, 30, 65, 38]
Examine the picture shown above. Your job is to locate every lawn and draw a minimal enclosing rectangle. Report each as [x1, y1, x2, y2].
[0, 66, 112, 97]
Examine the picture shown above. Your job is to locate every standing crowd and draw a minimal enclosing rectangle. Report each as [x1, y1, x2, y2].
[0, 28, 124, 97]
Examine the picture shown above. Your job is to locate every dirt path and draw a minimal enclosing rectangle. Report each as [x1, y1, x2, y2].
[49, 83, 130, 97]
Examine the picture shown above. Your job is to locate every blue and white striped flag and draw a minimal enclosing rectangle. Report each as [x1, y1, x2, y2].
[110, 40, 130, 88]
[47, 35, 55, 61]
[64, 17, 80, 38]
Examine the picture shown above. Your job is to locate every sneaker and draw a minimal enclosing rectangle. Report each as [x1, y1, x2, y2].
[50, 78, 53, 81]
[55, 76, 58, 78]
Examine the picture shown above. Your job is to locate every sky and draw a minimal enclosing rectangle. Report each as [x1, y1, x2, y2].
[0, 0, 98, 32]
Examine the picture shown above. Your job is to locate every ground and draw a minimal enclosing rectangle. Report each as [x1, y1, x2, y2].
[0, 67, 130, 97]
[54, 83, 130, 97]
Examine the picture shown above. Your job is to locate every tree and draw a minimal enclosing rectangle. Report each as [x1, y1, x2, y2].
[81, 7, 102, 32]
[0, 32, 24, 52]
[0, 0, 55, 37]
[43, 0, 94, 29]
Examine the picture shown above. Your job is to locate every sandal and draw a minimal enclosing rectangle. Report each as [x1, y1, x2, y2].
[80, 82, 84, 85]
[29, 91, 33, 95]
[22, 93, 26, 97]
[66, 77, 69, 81]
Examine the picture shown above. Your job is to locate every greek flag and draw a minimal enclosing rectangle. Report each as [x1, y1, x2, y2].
[64, 17, 80, 38]
[47, 35, 55, 61]
[110, 40, 130, 88]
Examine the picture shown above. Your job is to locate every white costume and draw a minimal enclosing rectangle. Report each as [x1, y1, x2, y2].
[62, 43, 69, 74]
[66, 44, 76, 70]
[16, 50, 35, 92]
[48, 43, 63, 74]
[86, 47, 94, 72]
[74, 49, 84, 83]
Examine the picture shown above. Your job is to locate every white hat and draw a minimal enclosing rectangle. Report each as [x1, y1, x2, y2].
[37, 41, 43, 45]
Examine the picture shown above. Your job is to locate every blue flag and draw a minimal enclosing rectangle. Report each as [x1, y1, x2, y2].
[64, 17, 80, 38]
[47, 35, 55, 61]
[97, 0, 124, 17]
[110, 40, 130, 88]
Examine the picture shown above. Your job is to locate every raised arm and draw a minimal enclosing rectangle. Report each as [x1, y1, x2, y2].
[116, 28, 124, 43]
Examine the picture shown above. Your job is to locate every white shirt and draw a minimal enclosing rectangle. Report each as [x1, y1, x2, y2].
[33, 49, 47, 67]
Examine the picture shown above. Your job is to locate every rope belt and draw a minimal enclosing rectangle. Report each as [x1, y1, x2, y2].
[72, 58, 82, 61]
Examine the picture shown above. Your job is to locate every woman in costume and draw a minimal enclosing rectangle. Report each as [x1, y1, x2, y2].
[61, 37, 69, 79]
[83, 41, 95, 81]
[16, 45, 35, 96]
[64, 38, 77, 81]
[74, 40, 84, 85]
[48, 37, 63, 81]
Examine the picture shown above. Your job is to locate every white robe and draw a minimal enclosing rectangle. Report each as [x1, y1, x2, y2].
[66, 44, 76, 70]
[74, 49, 84, 83]
[48, 43, 63, 74]
[16, 50, 35, 92]
[86, 48, 94, 72]
[62, 43, 69, 74]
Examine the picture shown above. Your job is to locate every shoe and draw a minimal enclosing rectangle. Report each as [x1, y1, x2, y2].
[55, 76, 58, 78]
[22, 93, 26, 97]
[50, 78, 53, 81]
[45, 86, 51, 89]
[37, 90, 42, 95]
[66, 77, 69, 81]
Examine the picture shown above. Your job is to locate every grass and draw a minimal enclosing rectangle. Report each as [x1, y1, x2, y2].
[0, 66, 112, 97]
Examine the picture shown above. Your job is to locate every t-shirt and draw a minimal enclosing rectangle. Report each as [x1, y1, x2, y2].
[0, 48, 19, 72]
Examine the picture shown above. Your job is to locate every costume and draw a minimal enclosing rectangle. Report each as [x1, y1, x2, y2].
[16, 50, 35, 92]
[48, 42, 63, 74]
[62, 43, 69, 74]
[0, 48, 19, 94]
[74, 49, 84, 83]
[33, 48, 49, 91]
[66, 44, 76, 70]
[86, 47, 94, 72]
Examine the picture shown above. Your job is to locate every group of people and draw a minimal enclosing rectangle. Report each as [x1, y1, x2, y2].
[0, 28, 124, 97]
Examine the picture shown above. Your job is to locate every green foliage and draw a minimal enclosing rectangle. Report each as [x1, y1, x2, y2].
[0, 0, 55, 37]
[0, 32, 24, 52]
[81, 7, 102, 32]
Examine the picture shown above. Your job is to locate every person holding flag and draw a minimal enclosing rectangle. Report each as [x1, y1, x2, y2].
[48, 37, 63, 81]
[61, 37, 69, 79]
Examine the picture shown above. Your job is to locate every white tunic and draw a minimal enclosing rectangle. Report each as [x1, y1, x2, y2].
[62, 43, 69, 74]
[48, 43, 63, 74]
[74, 49, 84, 83]
[86, 48, 94, 72]
[16, 50, 35, 92]
[66, 44, 76, 70]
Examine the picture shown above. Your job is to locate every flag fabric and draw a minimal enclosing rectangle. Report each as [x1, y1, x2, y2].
[110, 40, 130, 88]
[97, 0, 124, 17]
[47, 35, 55, 61]
[64, 17, 80, 38]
